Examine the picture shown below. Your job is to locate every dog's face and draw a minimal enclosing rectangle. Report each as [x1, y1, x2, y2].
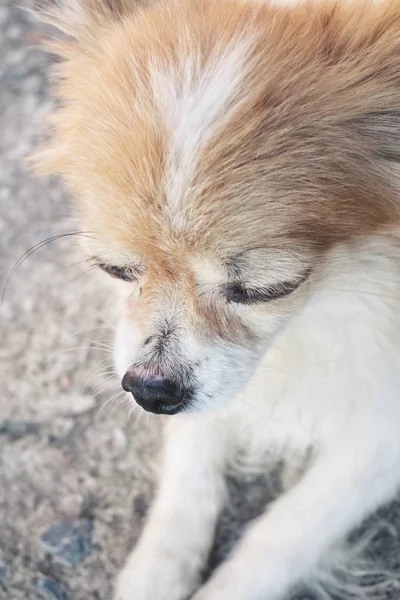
[94, 229, 315, 415]
[36, 0, 400, 414]
[82, 132, 317, 414]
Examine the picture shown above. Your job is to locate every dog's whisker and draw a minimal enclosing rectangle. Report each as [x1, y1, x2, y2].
[1, 231, 95, 305]
[81, 375, 120, 398]
[96, 390, 127, 421]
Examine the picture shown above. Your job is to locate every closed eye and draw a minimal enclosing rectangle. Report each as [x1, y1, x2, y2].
[97, 262, 138, 282]
[226, 270, 311, 305]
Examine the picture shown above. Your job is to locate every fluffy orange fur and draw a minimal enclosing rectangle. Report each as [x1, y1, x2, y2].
[33, 0, 400, 341]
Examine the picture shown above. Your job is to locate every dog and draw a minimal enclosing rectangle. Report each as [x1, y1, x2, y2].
[33, 0, 400, 598]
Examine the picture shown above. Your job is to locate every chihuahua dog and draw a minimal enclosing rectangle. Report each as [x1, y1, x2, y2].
[34, 0, 400, 598]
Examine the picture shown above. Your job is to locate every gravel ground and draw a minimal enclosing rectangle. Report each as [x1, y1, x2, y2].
[1, 2, 400, 599]
[0, 3, 159, 598]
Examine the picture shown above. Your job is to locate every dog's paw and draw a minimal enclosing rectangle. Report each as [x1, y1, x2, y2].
[190, 559, 256, 600]
[113, 549, 196, 600]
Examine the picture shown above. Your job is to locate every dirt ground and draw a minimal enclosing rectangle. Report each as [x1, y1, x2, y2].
[0, 2, 160, 598]
[2, 1, 400, 599]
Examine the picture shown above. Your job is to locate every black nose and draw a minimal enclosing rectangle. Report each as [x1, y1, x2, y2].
[121, 372, 186, 415]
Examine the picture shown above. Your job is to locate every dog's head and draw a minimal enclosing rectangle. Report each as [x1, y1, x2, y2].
[35, 0, 400, 414]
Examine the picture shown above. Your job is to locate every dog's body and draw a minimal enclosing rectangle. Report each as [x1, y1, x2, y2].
[114, 235, 400, 600]
[35, 0, 400, 598]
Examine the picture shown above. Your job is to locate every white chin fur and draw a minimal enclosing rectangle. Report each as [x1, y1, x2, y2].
[114, 235, 400, 600]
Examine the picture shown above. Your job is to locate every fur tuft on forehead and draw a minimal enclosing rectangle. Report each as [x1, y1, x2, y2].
[32, 0, 400, 258]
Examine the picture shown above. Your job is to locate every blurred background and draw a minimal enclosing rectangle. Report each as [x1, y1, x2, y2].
[2, 2, 400, 600]
[0, 2, 159, 598]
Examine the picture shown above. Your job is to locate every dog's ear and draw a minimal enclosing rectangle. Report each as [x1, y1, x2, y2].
[36, 0, 151, 39]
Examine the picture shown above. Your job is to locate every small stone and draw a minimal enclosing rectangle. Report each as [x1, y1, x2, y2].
[41, 519, 94, 565]
[0, 186, 11, 201]
[48, 417, 75, 445]
[133, 494, 149, 519]
[42, 394, 95, 417]
[113, 427, 127, 450]
[58, 376, 71, 392]
[63, 394, 96, 416]
[0, 419, 40, 439]
[32, 577, 69, 600]
[0, 561, 7, 587]
[79, 492, 99, 520]
[0, 7, 9, 26]
[58, 494, 83, 517]
[7, 25, 22, 40]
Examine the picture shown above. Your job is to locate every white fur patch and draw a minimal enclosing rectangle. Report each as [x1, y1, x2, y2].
[150, 40, 254, 229]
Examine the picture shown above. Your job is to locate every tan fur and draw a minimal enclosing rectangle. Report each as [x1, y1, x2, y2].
[33, 0, 400, 341]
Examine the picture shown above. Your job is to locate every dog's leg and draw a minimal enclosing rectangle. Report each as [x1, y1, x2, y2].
[192, 437, 400, 600]
[114, 415, 226, 600]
